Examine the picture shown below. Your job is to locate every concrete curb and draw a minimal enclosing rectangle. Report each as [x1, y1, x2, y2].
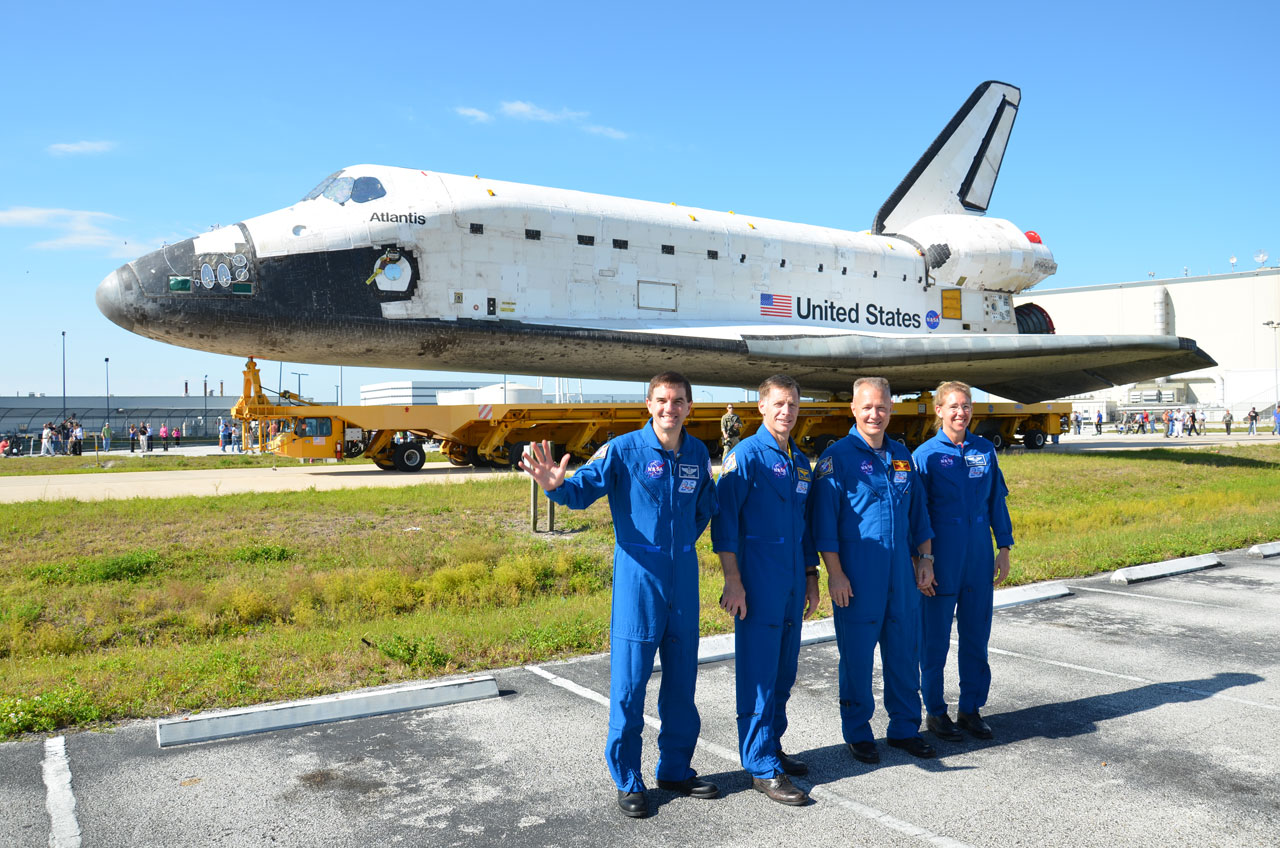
[994, 581, 1072, 610]
[155, 675, 499, 748]
[691, 584, 1066, 665]
[1247, 541, 1280, 558]
[1110, 553, 1222, 585]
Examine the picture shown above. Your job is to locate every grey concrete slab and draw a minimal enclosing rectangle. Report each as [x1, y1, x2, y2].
[1110, 553, 1222, 584]
[1248, 540, 1280, 557]
[156, 675, 499, 747]
[0, 739, 49, 847]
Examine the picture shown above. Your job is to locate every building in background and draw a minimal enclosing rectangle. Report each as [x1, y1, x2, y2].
[1014, 266, 1280, 420]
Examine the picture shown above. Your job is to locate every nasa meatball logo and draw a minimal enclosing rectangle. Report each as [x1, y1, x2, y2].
[940, 455, 954, 467]
[645, 459, 665, 479]
[771, 461, 788, 478]
[925, 310, 941, 330]
[860, 460, 874, 476]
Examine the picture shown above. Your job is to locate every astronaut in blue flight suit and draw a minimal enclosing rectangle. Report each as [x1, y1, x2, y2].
[912, 381, 1013, 742]
[712, 375, 820, 807]
[520, 371, 718, 820]
[811, 377, 937, 763]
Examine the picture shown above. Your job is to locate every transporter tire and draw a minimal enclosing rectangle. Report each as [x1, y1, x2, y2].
[1022, 428, 1047, 450]
[977, 423, 1005, 451]
[393, 441, 426, 472]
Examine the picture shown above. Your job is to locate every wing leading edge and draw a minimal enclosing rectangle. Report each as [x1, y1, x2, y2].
[742, 332, 1216, 403]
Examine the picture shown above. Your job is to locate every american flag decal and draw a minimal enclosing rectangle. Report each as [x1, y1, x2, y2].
[759, 292, 792, 317]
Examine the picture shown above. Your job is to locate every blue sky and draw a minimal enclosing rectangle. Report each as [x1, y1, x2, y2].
[1, 0, 1276, 401]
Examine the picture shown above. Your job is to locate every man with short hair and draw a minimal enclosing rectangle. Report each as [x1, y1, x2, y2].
[721, 403, 743, 452]
[101, 421, 112, 452]
[713, 375, 819, 806]
[812, 377, 935, 764]
[522, 372, 718, 819]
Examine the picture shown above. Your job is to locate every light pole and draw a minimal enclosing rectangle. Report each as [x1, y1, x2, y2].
[203, 374, 208, 438]
[1265, 321, 1280, 421]
[104, 357, 110, 431]
[290, 371, 308, 398]
[61, 331, 66, 423]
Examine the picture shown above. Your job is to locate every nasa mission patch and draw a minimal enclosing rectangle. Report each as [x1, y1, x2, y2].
[645, 459, 665, 479]
[817, 456, 833, 478]
[771, 460, 788, 478]
[587, 443, 609, 465]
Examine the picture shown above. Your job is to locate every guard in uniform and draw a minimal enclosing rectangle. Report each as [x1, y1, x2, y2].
[811, 377, 936, 763]
[721, 403, 743, 452]
[521, 372, 717, 819]
[912, 381, 1013, 741]
[712, 375, 819, 806]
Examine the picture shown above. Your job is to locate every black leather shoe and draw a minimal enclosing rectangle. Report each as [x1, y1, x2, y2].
[957, 710, 994, 739]
[753, 773, 809, 806]
[926, 712, 964, 742]
[617, 790, 648, 818]
[656, 776, 719, 799]
[847, 741, 880, 764]
[886, 736, 937, 758]
[776, 750, 809, 776]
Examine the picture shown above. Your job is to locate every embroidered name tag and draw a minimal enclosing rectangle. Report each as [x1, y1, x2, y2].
[965, 453, 987, 467]
[679, 464, 699, 479]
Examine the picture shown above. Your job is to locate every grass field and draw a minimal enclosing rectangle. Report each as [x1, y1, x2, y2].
[3, 443, 1279, 738]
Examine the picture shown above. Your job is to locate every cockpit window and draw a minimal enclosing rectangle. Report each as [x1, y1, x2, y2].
[303, 171, 343, 202]
[322, 177, 355, 204]
[302, 171, 387, 205]
[351, 176, 386, 203]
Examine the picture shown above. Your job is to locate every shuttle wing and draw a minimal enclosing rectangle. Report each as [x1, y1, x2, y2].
[741, 332, 1217, 403]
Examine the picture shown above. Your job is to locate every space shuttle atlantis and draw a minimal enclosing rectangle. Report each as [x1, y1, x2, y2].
[97, 81, 1214, 401]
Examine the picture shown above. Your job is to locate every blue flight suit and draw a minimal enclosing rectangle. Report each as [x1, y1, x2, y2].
[912, 429, 1014, 717]
[811, 428, 933, 743]
[546, 421, 716, 793]
[710, 430, 818, 778]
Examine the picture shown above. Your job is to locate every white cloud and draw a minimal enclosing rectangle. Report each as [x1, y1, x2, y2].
[499, 101, 587, 123]
[583, 124, 628, 141]
[0, 206, 154, 258]
[455, 106, 492, 123]
[457, 100, 628, 140]
[47, 140, 116, 156]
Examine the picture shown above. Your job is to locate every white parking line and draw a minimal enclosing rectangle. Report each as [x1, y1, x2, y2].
[1068, 584, 1232, 608]
[989, 646, 1280, 711]
[42, 736, 81, 848]
[524, 664, 975, 848]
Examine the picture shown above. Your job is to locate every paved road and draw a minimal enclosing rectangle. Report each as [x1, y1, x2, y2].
[4, 547, 1277, 847]
[3, 431, 1278, 504]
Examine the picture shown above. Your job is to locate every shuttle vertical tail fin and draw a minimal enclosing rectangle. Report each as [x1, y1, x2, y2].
[873, 81, 1021, 235]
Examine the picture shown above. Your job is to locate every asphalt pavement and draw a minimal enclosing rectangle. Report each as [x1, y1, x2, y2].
[4, 547, 1277, 847]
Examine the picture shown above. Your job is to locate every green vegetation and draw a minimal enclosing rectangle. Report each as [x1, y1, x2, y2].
[2, 443, 1279, 739]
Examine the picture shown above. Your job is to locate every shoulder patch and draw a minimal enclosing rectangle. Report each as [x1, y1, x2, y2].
[587, 442, 609, 464]
[817, 456, 834, 478]
[722, 451, 738, 474]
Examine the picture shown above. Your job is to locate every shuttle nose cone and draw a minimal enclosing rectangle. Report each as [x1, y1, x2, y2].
[96, 265, 136, 332]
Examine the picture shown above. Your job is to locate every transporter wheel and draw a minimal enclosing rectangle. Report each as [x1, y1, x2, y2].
[1022, 428, 1047, 450]
[506, 441, 530, 470]
[702, 438, 723, 460]
[373, 458, 396, 471]
[393, 441, 426, 472]
[977, 423, 1005, 451]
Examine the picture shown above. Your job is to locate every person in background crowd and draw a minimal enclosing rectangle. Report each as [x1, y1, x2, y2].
[1223, 409, 1233, 436]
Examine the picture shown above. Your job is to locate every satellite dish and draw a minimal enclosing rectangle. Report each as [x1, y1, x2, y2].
[1256, 250, 1270, 266]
